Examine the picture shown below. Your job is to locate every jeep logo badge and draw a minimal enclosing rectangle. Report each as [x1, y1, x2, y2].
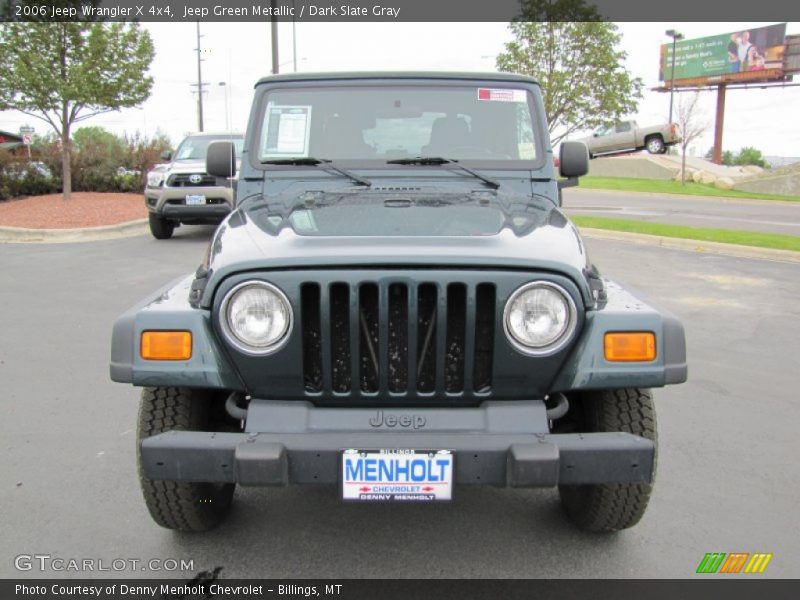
[189, 174, 203, 184]
[369, 410, 426, 429]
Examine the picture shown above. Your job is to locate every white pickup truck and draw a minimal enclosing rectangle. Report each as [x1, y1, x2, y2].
[576, 120, 681, 158]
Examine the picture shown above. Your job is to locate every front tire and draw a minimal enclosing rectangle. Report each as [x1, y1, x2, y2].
[148, 213, 175, 240]
[137, 387, 235, 531]
[645, 136, 665, 154]
[558, 388, 657, 532]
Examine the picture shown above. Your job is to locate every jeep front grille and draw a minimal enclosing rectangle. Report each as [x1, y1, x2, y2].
[300, 281, 495, 398]
[167, 173, 216, 187]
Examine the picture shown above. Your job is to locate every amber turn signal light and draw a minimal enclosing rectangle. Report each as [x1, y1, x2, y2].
[141, 331, 192, 361]
[604, 332, 656, 362]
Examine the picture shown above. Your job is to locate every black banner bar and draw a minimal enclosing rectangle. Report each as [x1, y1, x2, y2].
[3, 579, 800, 600]
[2, 0, 800, 22]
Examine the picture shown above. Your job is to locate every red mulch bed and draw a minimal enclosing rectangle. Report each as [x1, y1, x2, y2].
[0, 192, 146, 229]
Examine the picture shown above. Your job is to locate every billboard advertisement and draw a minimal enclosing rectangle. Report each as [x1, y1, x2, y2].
[659, 23, 787, 82]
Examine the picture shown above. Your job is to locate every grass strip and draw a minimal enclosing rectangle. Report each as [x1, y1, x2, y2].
[571, 215, 800, 252]
[578, 176, 800, 203]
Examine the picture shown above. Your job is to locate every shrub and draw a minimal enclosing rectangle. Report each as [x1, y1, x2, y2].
[0, 150, 59, 201]
[1, 127, 173, 199]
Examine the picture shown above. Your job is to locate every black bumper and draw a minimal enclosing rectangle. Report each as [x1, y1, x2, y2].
[139, 400, 655, 487]
[158, 204, 231, 222]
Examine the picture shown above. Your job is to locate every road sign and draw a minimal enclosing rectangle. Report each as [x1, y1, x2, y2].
[22, 134, 32, 146]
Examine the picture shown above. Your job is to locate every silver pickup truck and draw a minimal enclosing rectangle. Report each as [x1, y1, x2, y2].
[576, 120, 680, 158]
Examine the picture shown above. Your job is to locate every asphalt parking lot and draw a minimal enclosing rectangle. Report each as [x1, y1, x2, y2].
[1, 227, 798, 579]
[564, 188, 800, 236]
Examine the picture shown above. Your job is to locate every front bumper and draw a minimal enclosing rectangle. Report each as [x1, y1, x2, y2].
[140, 400, 655, 487]
[145, 184, 233, 222]
[160, 203, 231, 221]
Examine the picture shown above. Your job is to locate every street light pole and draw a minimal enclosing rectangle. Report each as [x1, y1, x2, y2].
[218, 82, 229, 130]
[292, 0, 297, 72]
[270, 0, 279, 74]
[666, 29, 684, 124]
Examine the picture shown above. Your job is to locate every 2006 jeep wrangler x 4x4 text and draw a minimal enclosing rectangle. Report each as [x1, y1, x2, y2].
[111, 72, 687, 532]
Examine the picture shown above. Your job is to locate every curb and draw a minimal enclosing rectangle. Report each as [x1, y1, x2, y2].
[0, 219, 148, 243]
[580, 227, 800, 264]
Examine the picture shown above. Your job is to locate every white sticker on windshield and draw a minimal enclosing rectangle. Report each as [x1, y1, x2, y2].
[262, 104, 312, 157]
[477, 88, 527, 103]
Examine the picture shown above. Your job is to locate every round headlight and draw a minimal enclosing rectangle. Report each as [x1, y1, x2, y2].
[503, 281, 577, 356]
[220, 281, 292, 354]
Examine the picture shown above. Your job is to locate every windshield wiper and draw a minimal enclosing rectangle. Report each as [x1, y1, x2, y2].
[386, 157, 500, 189]
[261, 157, 371, 187]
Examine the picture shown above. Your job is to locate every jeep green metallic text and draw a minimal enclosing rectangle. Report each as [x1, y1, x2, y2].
[110, 73, 687, 532]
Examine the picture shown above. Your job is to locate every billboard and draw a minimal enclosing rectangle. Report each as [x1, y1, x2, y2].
[659, 23, 787, 83]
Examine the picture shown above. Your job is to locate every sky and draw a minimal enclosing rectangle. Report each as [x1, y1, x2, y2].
[2, 21, 799, 158]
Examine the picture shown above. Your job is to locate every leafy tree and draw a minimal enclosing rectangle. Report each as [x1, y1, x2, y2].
[721, 150, 734, 166]
[734, 147, 769, 169]
[496, 1, 643, 145]
[73, 126, 126, 163]
[0, 20, 154, 199]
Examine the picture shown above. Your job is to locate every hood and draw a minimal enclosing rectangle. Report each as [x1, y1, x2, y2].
[168, 158, 241, 174]
[199, 189, 592, 307]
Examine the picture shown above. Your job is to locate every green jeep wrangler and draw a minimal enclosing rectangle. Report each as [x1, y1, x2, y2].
[111, 72, 687, 532]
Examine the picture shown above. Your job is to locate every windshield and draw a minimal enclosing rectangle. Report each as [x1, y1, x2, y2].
[257, 85, 540, 163]
[175, 135, 244, 160]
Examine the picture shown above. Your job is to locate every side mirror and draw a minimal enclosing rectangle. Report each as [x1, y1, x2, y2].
[559, 141, 589, 178]
[207, 141, 237, 178]
[160, 150, 172, 161]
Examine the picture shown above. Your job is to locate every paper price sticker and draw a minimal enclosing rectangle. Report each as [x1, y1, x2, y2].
[477, 88, 528, 103]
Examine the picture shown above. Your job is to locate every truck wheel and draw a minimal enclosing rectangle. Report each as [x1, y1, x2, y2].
[148, 214, 175, 240]
[645, 136, 665, 154]
[558, 388, 656, 532]
[137, 387, 235, 531]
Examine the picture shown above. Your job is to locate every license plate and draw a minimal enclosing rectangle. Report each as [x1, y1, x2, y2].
[185, 194, 206, 205]
[341, 449, 453, 502]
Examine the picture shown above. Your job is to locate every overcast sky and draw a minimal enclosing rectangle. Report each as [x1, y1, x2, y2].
[2, 21, 799, 157]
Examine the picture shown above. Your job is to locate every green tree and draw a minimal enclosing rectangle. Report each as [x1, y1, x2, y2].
[496, 2, 643, 145]
[73, 126, 126, 162]
[0, 20, 154, 199]
[734, 147, 769, 169]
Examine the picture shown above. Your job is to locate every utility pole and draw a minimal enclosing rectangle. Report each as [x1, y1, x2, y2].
[271, 0, 279, 74]
[192, 22, 206, 132]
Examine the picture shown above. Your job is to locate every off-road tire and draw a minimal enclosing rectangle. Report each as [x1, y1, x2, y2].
[148, 213, 175, 240]
[137, 387, 235, 531]
[645, 136, 665, 154]
[558, 388, 657, 532]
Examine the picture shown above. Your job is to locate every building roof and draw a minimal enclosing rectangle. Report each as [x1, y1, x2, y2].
[0, 130, 23, 144]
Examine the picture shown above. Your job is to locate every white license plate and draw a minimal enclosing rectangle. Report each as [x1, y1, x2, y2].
[185, 194, 206, 205]
[341, 449, 453, 502]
